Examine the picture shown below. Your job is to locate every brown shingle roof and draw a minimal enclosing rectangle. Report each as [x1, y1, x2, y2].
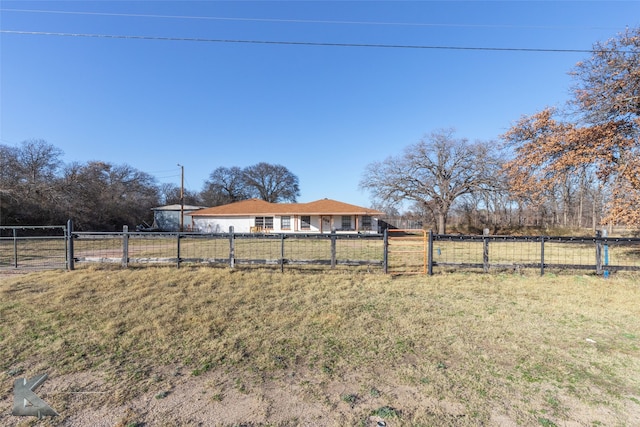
[191, 198, 382, 217]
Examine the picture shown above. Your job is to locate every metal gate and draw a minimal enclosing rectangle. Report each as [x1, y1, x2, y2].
[386, 229, 428, 275]
[0, 225, 69, 273]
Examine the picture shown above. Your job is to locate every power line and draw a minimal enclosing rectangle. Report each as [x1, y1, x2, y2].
[0, 30, 609, 53]
[147, 167, 183, 174]
[0, 8, 624, 31]
[155, 174, 181, 180]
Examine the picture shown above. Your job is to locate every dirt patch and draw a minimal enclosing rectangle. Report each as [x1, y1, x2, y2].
[1, 365, 482, 426]
[5, 367, 637, 426]
[1, 368, 393, 426]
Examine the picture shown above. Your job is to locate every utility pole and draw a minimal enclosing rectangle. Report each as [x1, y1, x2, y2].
[177, 164, 184, 232]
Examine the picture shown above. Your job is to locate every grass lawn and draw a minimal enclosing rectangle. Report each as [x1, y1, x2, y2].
[1, 267, 640, 426]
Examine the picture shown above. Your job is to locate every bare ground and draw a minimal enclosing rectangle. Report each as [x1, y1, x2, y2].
[2, 362, 640, 427]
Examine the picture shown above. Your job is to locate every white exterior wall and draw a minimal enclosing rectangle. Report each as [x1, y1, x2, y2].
[306, 216, 322, 232]
[192, 215, 380, 234]
[193, 217, 249, 233]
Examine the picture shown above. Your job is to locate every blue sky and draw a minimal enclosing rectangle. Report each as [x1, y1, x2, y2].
[1, 1, 638, 208]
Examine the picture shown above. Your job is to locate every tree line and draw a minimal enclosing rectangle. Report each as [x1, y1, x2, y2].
[2, 28, 638, 234]
[361, 27, 640, 234]
[0, 141, 300, 231]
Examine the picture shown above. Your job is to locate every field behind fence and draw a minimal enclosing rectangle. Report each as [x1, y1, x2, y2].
[2, 223, 640, 275]
[72, 230, 384, 272]
[0, 226, 68, 272]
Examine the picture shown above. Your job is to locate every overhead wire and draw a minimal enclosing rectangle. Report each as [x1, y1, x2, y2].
[0, 30, 616, 54]
[1, 7, 631, 54]
[0, 8, 625, 31]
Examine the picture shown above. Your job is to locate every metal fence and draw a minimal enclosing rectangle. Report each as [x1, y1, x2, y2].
[428, 232, 640, 275]
[71, 225, 385, 272]
[0, 225, 68, 272]
[3, 221, 640, 276]
[385, 229, 640, 275]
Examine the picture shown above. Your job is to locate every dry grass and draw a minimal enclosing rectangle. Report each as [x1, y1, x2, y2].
[1, 267, 640, 426]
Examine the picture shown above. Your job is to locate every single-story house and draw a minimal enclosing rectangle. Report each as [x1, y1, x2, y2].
[190, 198, 383, 234]
[149, 204, 207, 231]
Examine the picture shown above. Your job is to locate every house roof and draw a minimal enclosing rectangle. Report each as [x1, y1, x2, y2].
[191, 198, 382, 217]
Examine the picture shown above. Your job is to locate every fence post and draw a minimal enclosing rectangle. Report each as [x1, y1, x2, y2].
[122, 225, 129, 268]
[595, 230, 603, 275]
[483, 228, 490, 273]
[280, 233, 285, 273]
[330, 229, 337, 269]
[540, 236, 545, 276]
[229, 226, 235, 269]
[12, 228, 18, 268]
[602, 229, 609, 278]
[428, 229, 433, 276]
[383, 228, 388, 274]
[67, 219, 75, 271]
[176, 232, 182, 269]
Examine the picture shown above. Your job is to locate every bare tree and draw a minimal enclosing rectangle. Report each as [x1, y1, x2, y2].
[159, 183, 201, 206]
[0, 140, 65, 224]
[571, 27, 640, 129]
[360, 129, 501, 234]
[62, 161, 159, 230]
[0, 145, 20, 225]
[201, 166, 253, 206]
[242, 163, 300, 203]
[17, 139, 63, 184]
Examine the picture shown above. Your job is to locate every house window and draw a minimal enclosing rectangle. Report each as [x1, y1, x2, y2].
[301, 216, 311, 230]
[281, 216, 291, 230]
[341, 216, 351, 230]
[255, 216, 274, 229]
[361, 216, 372, 230]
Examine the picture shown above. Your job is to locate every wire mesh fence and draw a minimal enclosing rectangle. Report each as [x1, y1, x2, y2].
[73, 230, 386, 272]
[595, 237, 640, 273]
[179, 233, 230, 265]
[430, 234, 640, 274]
[0, 226, 67, 272]
[3, 221, 640, 276]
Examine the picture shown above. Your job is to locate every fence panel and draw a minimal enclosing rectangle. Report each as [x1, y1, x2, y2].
[74, 232, 128, 265]
[334, 234, 384, 268]
[387, 229, 428, 275]
[0, 226, 67, 272]
[600, 238, 640, 272]
[544, 237, 599, 271]
[128, 233, 181, 264]
[178, 233, 230, 266]
[283, 234, 333, 267]
[234, 233, 282, 266]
